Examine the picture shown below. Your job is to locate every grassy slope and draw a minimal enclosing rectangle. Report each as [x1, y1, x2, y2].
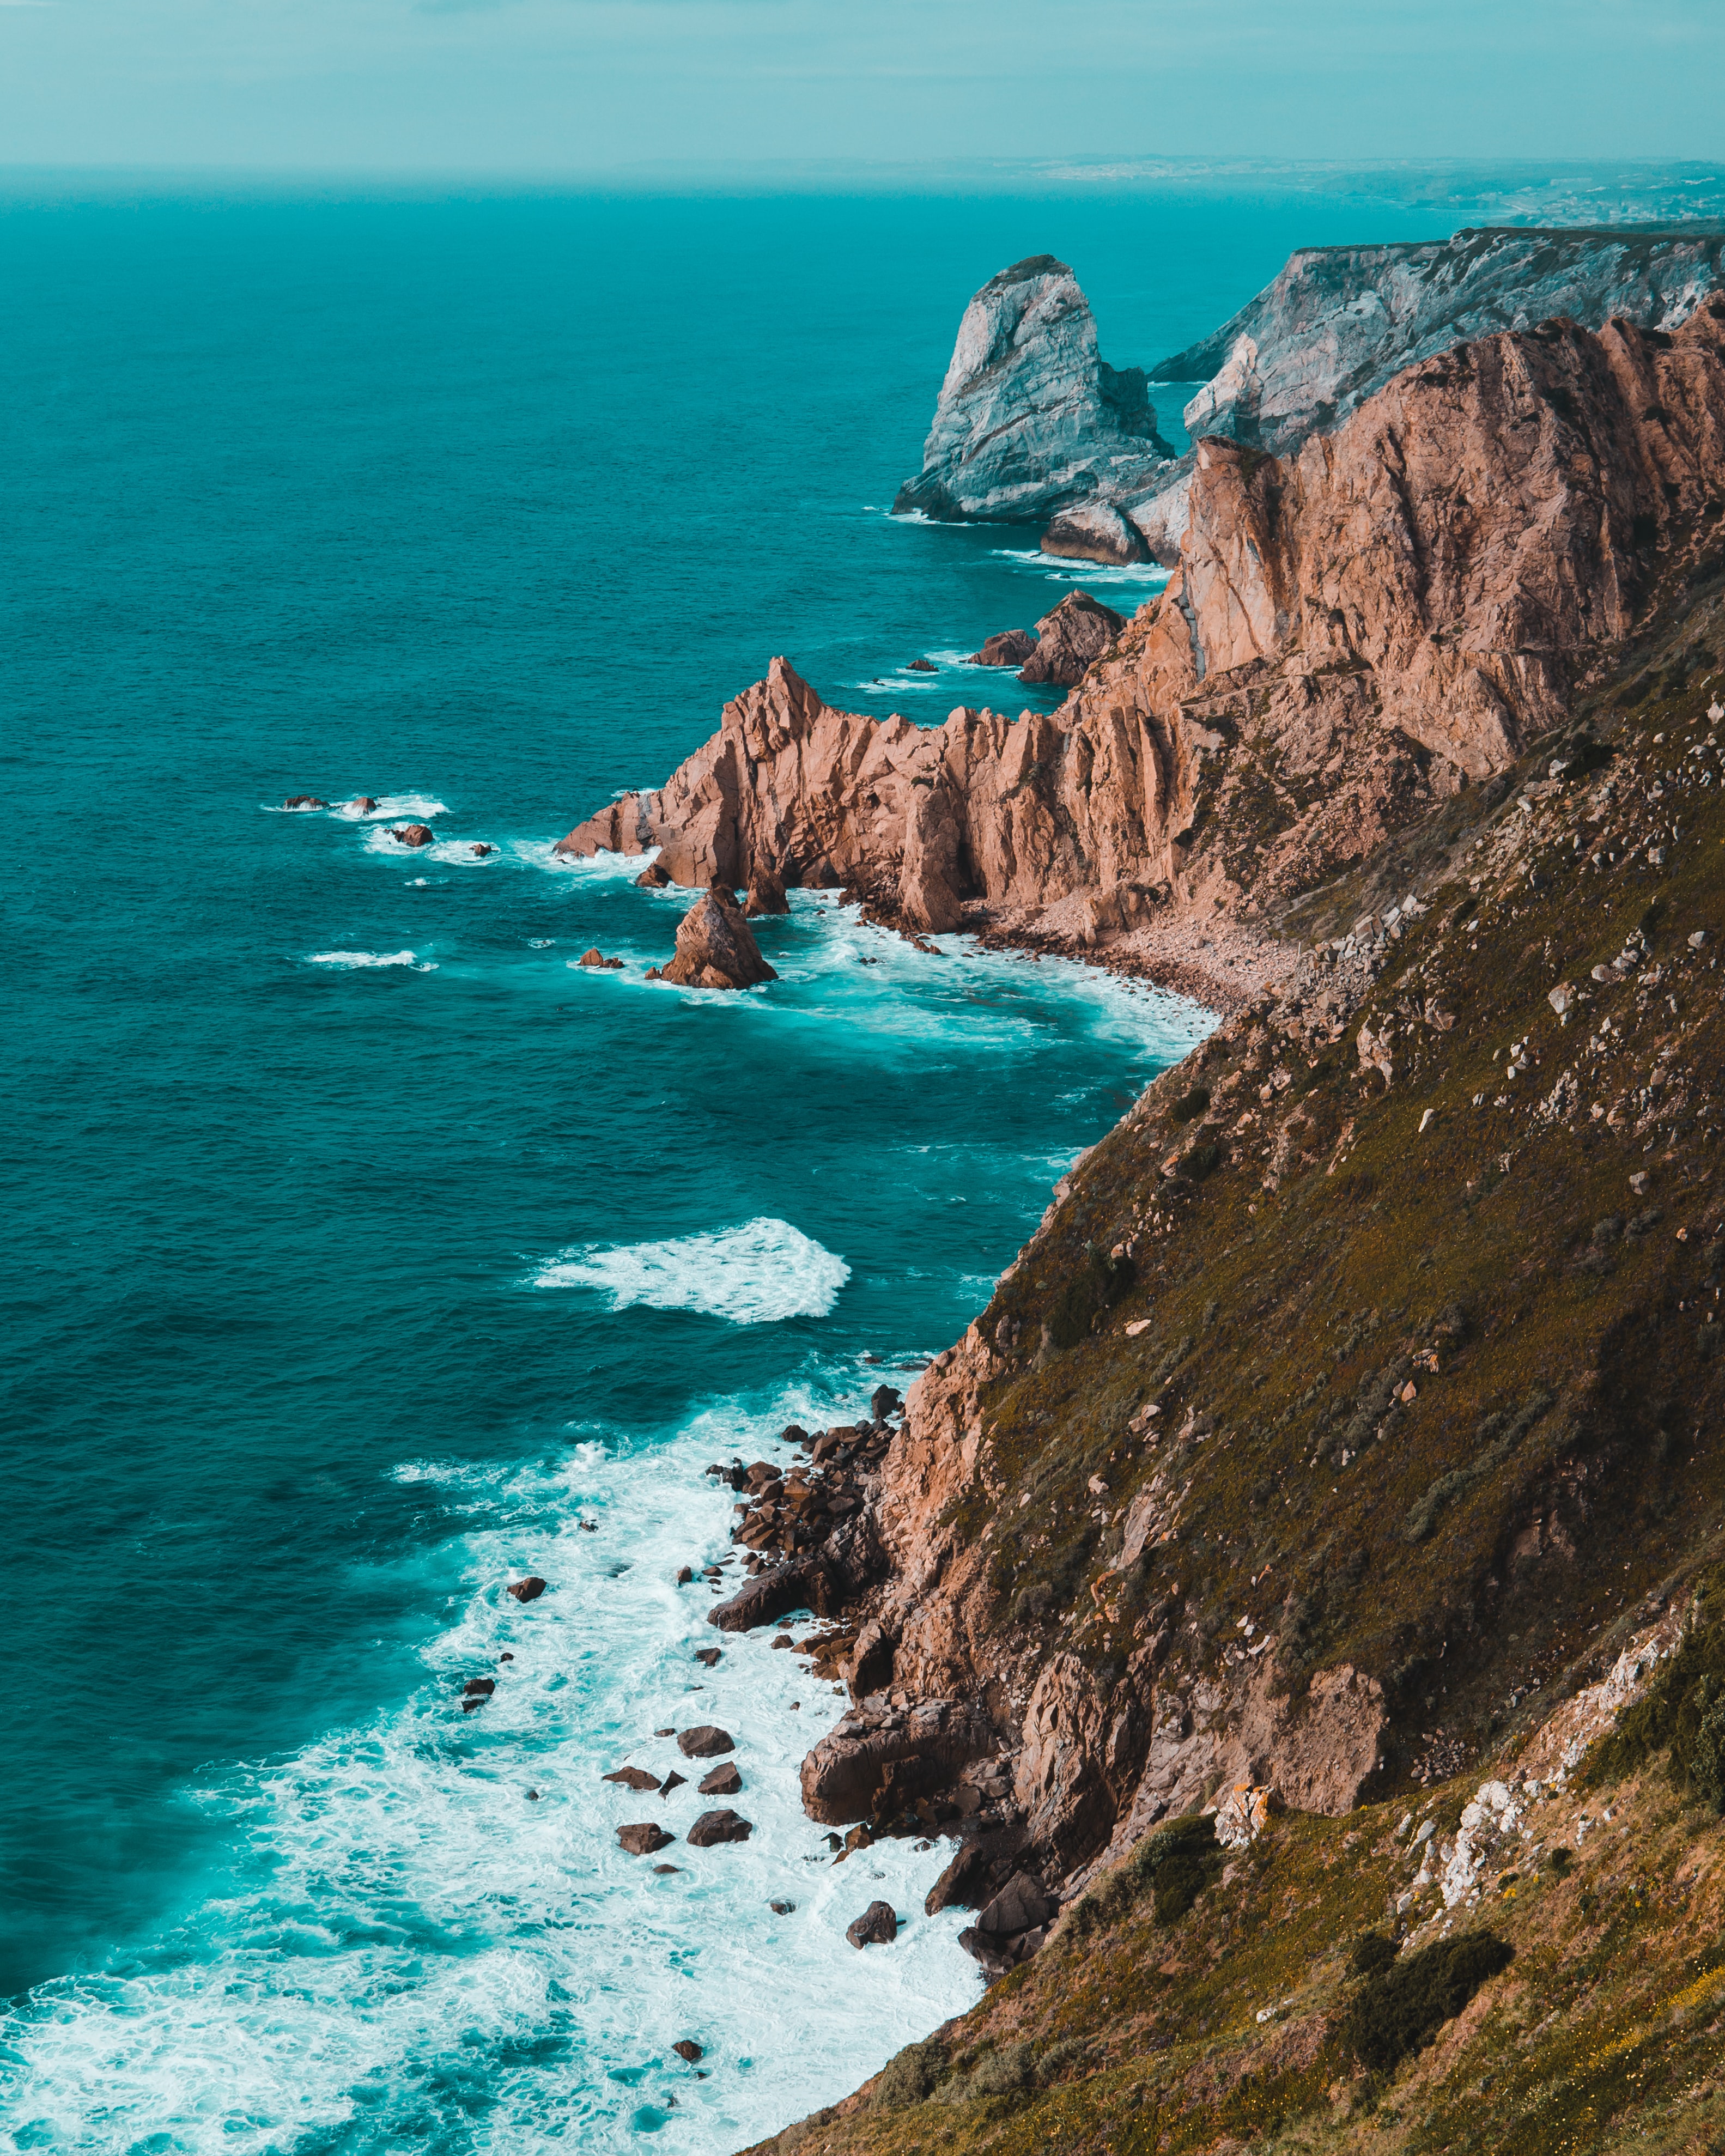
[750, 558, 1725, 2154]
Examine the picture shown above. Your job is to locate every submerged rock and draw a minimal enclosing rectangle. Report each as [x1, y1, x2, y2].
[283, 794, 329, 811]
[660, 888, 778, 991]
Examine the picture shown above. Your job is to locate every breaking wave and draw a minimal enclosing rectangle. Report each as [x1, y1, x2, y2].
[533, 1218, 850, 1323]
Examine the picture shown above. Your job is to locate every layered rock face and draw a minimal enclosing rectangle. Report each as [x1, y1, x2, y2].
[901, 224, 1724, 563]
[560, 301, 1725, 948]
[891, 255, 1174, 525]
[554, 649, 1179, 937]
[1157, 223, 1725, 457]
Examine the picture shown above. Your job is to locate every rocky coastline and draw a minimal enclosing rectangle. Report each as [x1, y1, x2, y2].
[550, 249, 1725, 2152]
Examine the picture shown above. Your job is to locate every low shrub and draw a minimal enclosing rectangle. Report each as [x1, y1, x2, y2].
[1345, 1932, 1514, 2075]
[1590, 1619, 1725, 1809]
[872, 2037, 947, 2110]
[1351, 1930, 1400, 1978]
[1066, 1814, 1220, 1939]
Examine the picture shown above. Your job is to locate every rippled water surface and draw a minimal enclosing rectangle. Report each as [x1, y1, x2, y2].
[2, 172, 1638, 2148]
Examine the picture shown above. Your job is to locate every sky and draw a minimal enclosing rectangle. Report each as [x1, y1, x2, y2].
[0, 0, 1720, 177]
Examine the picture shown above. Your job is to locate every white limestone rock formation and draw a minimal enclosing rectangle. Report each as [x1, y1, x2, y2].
[1153, 223, 1725, 454]
[891, 255, 1174, 525]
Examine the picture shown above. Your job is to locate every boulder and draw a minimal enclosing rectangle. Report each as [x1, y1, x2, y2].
[1016, 591, 1126, 686]
[870, 1384, 903, 1420]
[907, 658, 936, 673]
[676, 1725, 734, 1758]
[698, 1762, 742, 1795]
[976, 1872, 1055, 1936]
[348, 796, 379, 813]
[968, 630, 1038, 666]
[708, 1556, 834, 1633]
[635, 861, 672, 888]
[687, 1808, 752, 1847]
[470, 843, 495, 858]
[462, 1678, 495, 1698]
[745, 864, 789, 917]
[603, 1766, 661, 1791]
[577, 949, 624, 970]
[672, 2040, 703, 2063]
[846, 1900, 899, 1949]
[676, 1566, 694, 1585]
[800, 1698, 997, 1825]
[659, 1772, 687, 1795]
[618, 1822, 675, 1855]
[283, 795, 329, 811]
[694, 1647, 721, 1667]
[1040, 500, 1151, 565]
[506, 1576, 547, 1604]
[392, 823, 435, 847]
[660, 888, 778, 991]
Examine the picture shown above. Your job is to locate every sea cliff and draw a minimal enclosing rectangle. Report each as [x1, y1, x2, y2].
[557, 257, 1725, 2154]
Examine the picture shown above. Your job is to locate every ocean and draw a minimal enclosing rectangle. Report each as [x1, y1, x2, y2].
[2, 168, 1703, 2151]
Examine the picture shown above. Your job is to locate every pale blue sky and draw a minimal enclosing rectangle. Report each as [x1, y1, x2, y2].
[0, 0, 1719, 174]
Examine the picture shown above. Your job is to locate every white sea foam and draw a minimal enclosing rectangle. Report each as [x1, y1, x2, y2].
[0, 1390, 977, 2154]
[523, 839, 659, 880]
[306, 948, 436, 970]
[535, 1218, 849, 1323]
[991, 545, 1171, 590]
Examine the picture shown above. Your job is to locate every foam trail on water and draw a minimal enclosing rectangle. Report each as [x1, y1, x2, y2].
[536, 1218, 849, 1323]
[0, 1391, 979, 2154]
[307, 949, 436, 970]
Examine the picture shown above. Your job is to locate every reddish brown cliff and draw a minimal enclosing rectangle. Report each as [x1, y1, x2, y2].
[556, 303, 1725, 951]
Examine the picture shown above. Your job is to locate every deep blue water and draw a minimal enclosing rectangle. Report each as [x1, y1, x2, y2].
[1, 174, 1686, 2150]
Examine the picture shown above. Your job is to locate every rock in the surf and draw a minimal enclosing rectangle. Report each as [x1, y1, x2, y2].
[846, 1900, 899, 1949]
[392, 823, 435, 847]
[577, 948, 624, 969]
[694, 1647, 721, 1667]
[462, 1678, 495, 1698]
[283, 794, 329, 811]
[1016, 591, 1126, 685]
[1040, 500, 1151, 565]
[660, 887, 778, 991]
[687, 1808, 752, 1847]
[347, 796, 378, 813]
[698, 1762, 742, 1796]
[967, 629, 1037, 666]
[745, 864, 789, 917]
[470, 842, 495, 857]
[659, 1771, 687, 1795]
[618, 1822, 676, 1855]
[673, 2040, 703, 2063]
[676, 1725, 735, 1759]
[635, 861, 672, 887]
[506, 1575, 547, 1603]
[907, 658, 936, 672]
[603, 1766, 661, 1791]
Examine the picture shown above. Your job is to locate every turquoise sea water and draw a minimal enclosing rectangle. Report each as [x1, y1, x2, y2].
[2, 172, 1700, 2150]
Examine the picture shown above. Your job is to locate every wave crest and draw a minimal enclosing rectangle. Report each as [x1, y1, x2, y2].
[534, 1217, 848, 1323]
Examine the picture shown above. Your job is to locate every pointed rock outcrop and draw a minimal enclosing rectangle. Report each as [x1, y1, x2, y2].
[892, 256, 1173, 526]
